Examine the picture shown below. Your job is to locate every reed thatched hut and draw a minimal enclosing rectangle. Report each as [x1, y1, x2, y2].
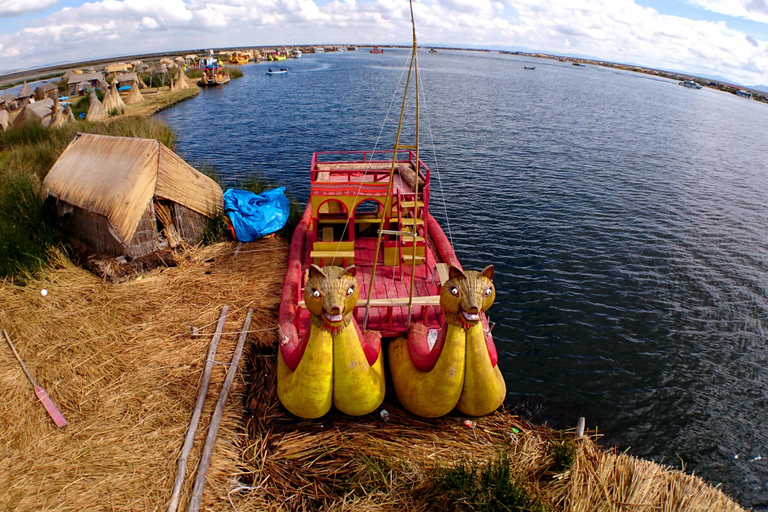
[124, 81, 144, 105]
[15, 82, 34, 107]
[34, 82, 59, 101]
[85, 90, 107, 122]
[14, 98, 54, 127]
[41, 133, 224, 258]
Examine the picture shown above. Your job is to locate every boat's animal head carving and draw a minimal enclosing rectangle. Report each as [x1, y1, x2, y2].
[440, 265, 495, 327]
[304, 265, 359, 333]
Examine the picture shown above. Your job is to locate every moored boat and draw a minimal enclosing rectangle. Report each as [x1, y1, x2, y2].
[198, 50, 230, 86]
[370, 46, 384, 53]
[277, 0, 504, 420]
[228, 52, 248, 65]
[524, 66, 535, 70]
[679, 80, 702, 89]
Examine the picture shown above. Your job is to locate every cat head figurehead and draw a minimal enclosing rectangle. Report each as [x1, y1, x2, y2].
[440, 265, 495, 328]
[304, 264, 359, 333]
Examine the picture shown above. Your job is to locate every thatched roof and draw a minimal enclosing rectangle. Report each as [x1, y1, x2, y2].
[67, 72, 105, 86]
[16, 82, 34, 99]
[124, 81, 144, 105]
[115, 72, 138, 86]
[42, 133, 224, 244]
[14, 98, 54, 127]
[85, 90, 107, 122]
[34, 83, 59, 100]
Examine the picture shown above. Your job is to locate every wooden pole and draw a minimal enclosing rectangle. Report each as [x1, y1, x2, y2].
[187, 309, 253, 512]
[167, 305, 229, 512]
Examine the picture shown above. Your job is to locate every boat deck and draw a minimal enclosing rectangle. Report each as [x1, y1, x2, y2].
[298, 237, 444, 338]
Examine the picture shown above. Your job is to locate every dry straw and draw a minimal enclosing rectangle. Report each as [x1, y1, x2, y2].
[0, 236, 747, 511]
[0, 238, 287, 511]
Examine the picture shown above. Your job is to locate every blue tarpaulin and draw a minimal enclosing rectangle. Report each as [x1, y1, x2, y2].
[223, 187, 290, 242]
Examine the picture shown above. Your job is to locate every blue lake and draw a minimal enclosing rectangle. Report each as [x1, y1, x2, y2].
[157, 49, 768, 509]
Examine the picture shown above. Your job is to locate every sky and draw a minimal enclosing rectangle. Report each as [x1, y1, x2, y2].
[0, 0, 766, 87]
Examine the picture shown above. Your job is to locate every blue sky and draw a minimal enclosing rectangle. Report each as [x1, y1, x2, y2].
[0, 0, 766, 87]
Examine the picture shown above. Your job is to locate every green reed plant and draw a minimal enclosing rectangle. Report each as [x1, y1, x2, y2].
[427, 452, 552, 512]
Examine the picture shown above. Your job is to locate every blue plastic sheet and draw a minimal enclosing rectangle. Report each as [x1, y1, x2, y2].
[223, 187, 290, 242]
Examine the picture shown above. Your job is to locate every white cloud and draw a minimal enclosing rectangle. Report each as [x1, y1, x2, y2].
[687, 0, 768, 24]
[0, 0, 58, 16]
[0, 0, 765, 86]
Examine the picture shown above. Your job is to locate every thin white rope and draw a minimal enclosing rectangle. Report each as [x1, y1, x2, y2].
[332, 51, 413, 260]
[227, 476, 270, 512]
[416, 61, 454, 247]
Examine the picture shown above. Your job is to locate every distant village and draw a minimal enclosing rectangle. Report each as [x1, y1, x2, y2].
[499, 50, 768, 103]
[0, 45, 352, 132]
[1, 43, 764, 134]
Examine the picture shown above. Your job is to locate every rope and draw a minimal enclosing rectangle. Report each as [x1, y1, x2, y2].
[227, 476, 270, 512]
[417, 63, 454, 247]
[332, 50, 413, 259]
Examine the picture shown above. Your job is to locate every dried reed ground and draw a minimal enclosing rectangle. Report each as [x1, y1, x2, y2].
[0, 237, 748, 511]
[0, 238, 287, 511]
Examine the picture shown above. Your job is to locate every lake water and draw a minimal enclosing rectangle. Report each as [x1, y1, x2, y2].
[157, 49, 768, 509]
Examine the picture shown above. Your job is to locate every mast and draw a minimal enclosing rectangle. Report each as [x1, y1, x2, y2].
[363, 0, 420, 330]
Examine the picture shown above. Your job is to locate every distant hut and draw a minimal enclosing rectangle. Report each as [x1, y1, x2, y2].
[35, 83, 60, 101]
[41, 133, 224, 258]
[85, 90, 107, 122]
[68, 71, 107, 95]
[124, 81, 144, 105]
[174, 56, 186, 66]
[0, 110, 10, 132]
[185, 54, 198, 63]
[15, 98, 54, 127]
[115, 72, 139, 90]
[0, 93, 16, 111]
[174, 66, 196, 90]
[16, 82, 34, 108]
[104, 62, 130, 75]
[61, 69, 82, 82]
[159, 57, 175, 68]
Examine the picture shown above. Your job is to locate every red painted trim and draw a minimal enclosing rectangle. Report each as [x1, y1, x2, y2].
[278, 202, 312, 370]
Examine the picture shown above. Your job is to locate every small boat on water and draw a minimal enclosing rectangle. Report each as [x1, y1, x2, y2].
[277, 0, 505, 420]
[198, 50, 230, 86]
[266, 68, 288, 75]
[679, 80, 702, 89]
[524, 66, 535, 70]
[429, 47, 437, 53]
[291, 49, 302, 58]
[370, 46, 384, 53]
[313, 47, 325, 54]
[572, 61, 586, 67]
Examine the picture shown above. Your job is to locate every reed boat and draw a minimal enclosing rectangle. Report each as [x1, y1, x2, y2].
[198, 51, 230, 86]
[228, 52, 248, 65]
[277, 0, 505, 420]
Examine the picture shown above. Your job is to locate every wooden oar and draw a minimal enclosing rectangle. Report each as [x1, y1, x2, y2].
[3, 329, 67, 428]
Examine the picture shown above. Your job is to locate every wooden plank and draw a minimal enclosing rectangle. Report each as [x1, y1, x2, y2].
[322, 227, 334, 241]
[310, 250, 355, 258]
